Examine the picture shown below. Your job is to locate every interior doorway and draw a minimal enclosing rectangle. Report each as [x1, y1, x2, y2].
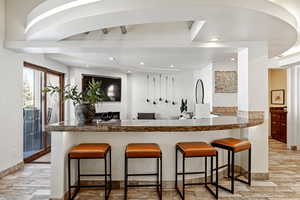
[23, 62, 64, 163]
[268, 68, 288, 143]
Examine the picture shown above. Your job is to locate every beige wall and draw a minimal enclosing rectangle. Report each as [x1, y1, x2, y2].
[269, 69, 287, 107]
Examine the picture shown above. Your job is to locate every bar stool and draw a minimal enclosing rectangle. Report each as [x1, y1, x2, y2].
[211, 138, 251, 194]
[176, 142, 219, 200]
[68, 143, 112, 200]
[124, 143, 162, 200]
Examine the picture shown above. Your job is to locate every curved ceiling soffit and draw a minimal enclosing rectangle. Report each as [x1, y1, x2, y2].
[26, 0, 298, 40]
[25, 0, 298, 57]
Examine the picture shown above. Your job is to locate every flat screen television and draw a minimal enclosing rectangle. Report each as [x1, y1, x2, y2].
[82, 75, 122, 102]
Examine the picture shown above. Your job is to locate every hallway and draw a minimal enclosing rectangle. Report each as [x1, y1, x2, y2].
[0, 139, 299, 200]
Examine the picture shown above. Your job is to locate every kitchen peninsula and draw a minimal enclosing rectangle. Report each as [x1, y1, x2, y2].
[47, 116, 267, 199]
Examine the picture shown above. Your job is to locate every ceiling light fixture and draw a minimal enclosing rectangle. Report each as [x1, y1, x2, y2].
[109, 57, 115, 61]
[127, 70, 131, 73]
[170, 65, 175, 68]
[210, 38, 219, 42]
[231, 58, 236, 61]
[140, 62, 145, 65]
[25, 0, 102, 33]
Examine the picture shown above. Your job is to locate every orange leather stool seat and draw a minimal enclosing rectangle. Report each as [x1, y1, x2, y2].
[211, 138, 251, 152]
[126, 143, 161, 158]
[69, 143, 110, 158]
[176, 142, 217, 157]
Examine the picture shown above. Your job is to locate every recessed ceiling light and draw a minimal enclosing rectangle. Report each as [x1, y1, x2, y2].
[140, 62, 145, 65]
[170, 64, 175, 68]
[127, 70, 131, 73]
[210, 38, 219, 42]
[109, 57, 114, 61]
[231, 58, 236, 61]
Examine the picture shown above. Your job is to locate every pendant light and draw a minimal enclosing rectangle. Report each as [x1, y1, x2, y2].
[146, 74, 150, 103]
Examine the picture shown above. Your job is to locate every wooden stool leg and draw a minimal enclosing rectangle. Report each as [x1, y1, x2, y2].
[156, 157, 159, 194]
[216, 152, 219, 199]
[78, 159, 80, 189]
[227, 150, 231, 178]
[105, 152, 108, 200]
[175, 147, 178, 189]
[160, 154, 163, 200]
[211, 156, 213, 183]
[182, 155, 185, 200]
[68, 155, 71, 200]
[110, 148, 112, 193]
[124, 156, 128, 200]
[205, 157, 207, 186]
[231, 151, 235, 194]
[248, 148, 252, 185]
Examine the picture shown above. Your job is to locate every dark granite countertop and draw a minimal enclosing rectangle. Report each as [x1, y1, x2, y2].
[46, 116, 264, 133]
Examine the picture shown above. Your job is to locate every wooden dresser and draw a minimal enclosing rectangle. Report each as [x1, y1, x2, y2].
[270, 107, 287, 143]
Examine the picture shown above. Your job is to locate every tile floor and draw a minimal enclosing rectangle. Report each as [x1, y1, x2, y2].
[0, 139, 299, 200]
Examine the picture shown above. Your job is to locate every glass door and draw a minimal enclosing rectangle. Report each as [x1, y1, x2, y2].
[23, 67, 44, 159]
[23, 62, 64, 162]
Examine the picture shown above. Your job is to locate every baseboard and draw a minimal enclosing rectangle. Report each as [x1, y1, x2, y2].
[235, 165, 269, 180]
[0, 161, 24, 179]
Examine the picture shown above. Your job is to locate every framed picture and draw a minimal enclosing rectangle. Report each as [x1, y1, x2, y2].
[271, 89, 285, 105]
[215, 71, 237, 93]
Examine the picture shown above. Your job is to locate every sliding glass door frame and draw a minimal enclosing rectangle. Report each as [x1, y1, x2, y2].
[23, 62, 65, 163]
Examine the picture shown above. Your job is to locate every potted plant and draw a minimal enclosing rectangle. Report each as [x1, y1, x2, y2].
[44, 79, 108, 124]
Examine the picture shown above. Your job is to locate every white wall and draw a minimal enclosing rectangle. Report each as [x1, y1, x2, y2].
[0, 0, 4, 47]
[193, 62, 238, 110]
[128, 71, 194, 119]
[194, 64, 213, 109]
[212, 62, 238, 107]
[69, 67, 129, 120]
[0, 51, 69, 173]
[0, 0, 70, 172]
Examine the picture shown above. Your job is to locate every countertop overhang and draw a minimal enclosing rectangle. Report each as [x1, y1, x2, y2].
[46, 116, 264, 133]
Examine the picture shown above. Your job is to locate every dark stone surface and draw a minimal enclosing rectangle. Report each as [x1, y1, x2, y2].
[46, 116, 264, 133]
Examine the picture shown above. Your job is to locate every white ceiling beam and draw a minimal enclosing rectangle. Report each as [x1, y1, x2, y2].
[190, 20, 206, 41]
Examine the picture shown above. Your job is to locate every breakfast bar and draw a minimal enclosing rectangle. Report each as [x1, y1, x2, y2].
[47, 116, 267, 200]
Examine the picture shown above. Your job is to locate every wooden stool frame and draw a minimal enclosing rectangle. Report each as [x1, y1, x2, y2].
[212, 144, 251, 194]
[124, 153, 163, 200]
[175, 146, 219, 199]
[68, 147, 112, 200]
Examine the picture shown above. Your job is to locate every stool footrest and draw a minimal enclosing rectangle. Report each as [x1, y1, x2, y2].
[177, 171, 205, 175]
[127, 173, 158, 176]
[80, 174, 111, 177]
[70, 185, 106, 188]
[217, 184, 232, 193]
[217, 164, 228, 170]
[235, 177, 251, 185]
[128, 184, 161, 188]
[184, 182, 205, 186]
